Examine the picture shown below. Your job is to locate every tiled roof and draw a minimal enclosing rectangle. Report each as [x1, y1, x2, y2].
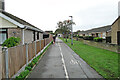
[79, 25, 111, 34]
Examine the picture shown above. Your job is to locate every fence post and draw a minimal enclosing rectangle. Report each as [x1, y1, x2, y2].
[25, 43, 28, 66]
[35, 41, 36, 57]
[3, 47, 9, 78]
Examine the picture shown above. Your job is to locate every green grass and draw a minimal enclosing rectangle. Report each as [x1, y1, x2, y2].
[60, 38, 119, 79]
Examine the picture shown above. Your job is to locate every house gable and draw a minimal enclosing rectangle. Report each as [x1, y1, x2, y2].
[0, 12, 24, 28]
[0, 16, 17, 28]
[111, 17, 120, 44]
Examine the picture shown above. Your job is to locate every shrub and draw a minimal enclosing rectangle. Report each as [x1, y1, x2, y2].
[15, 70, 29, 79]
[15, 76, 23, 80]
[2, 37, 20, 48]
[28, 62, 35, 68]
[83, 36, 94, 40]
[25, 66, 32, 71]
[94, 37, 103, 42]
[19, 70, 29, 78]
[32, 58, 39, 64]
[78, 36, 83, 38]
[73, 35, 76, 37]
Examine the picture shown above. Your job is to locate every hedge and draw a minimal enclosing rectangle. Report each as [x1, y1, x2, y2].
[94, 37, 103, 42]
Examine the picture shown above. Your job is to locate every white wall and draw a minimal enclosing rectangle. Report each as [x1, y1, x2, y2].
[24, 30, 33, 43]
[39, 33, 43, 40]
[0, 17, 17, 28]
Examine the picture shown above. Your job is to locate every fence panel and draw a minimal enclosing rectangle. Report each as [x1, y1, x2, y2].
[0, 52, 2, 80]
[2, 52, 6, 78]
[8, 45, 26, 77]
[19, 45, 26, 68]
[28, 43, 33, 61]
[2, 37, 52, 79]
[41, 40, 44, 50]
[32, 42, 35, 58]
[8, 47, 16, 77]
[36, 41, 40, 54]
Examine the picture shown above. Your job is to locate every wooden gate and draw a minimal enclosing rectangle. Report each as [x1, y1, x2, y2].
[117, 31, 120, 45]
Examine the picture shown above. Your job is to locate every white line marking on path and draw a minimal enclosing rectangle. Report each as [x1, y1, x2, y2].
[70, 59, 78, 65]
[58, 43, 69, 80]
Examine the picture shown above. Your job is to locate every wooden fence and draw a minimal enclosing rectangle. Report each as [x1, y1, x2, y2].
[0, 37, 52, 79]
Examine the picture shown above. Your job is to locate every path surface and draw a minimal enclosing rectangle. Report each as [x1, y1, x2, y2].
[28, 38, 103, 79]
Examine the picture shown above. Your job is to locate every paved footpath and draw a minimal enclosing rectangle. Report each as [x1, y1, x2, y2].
[28, 38, 103, 79]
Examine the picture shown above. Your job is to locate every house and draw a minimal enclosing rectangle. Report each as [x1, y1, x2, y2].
[78, 25, 111, 39]
[0, 0, 44, 45]
[110, 1, 120, 45]
[0, 10, 44, 45]
[111, 16, 120, 45]
[78, 31, 86, 36]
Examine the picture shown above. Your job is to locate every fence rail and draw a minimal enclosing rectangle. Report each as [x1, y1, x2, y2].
[0, 37, 53, 79]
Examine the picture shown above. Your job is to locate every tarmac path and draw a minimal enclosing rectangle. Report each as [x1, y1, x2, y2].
[28, 38, 103, 79]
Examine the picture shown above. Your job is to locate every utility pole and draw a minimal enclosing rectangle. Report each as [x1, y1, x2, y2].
[69, 16, 73, 45]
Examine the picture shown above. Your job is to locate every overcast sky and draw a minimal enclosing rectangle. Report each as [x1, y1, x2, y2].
[5, 0, 120, 32]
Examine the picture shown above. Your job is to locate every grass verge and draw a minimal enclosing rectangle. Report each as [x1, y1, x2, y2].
[15, 41, 53, 80]
[60, 38, 119, 79]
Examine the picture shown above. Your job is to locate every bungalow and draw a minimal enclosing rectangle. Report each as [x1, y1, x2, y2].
[0, 1, 44, 45]
[78, 25, 111, 39]
[0, 10, 44, 45]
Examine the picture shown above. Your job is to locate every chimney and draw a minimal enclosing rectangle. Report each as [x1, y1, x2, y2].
[0, 0, 4, 10]
[118, 1, 120, 17]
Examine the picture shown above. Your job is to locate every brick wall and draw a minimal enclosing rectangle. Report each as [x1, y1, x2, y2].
[8, 28, 22, 44]
[111, 18, 120, 44]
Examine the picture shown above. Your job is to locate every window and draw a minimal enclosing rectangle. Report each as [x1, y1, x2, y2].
[0, 29, 7, 45]
[37, 32, 39, 40]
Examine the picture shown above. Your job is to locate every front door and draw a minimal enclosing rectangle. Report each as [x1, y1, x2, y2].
[117, 31, 120, 45]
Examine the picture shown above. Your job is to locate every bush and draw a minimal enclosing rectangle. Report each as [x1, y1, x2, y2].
[73, 35, 76, 37]
[94, 37, 103, 42]
[32, 58, 39, 64]
[2, 37, 20, 48]
[83, 36, 94, 40]
[78, 36, 83, 38]
[25, 66, 32, 71]
[15, 70, 29, 79]
[28, 62, 35, 68]
[15, 76, 23, 80]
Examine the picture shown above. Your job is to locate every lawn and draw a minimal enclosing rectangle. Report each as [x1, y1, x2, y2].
[60, 38, 119, 79]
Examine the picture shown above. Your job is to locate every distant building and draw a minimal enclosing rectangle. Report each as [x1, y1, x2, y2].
[78, 25, 111, 39]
